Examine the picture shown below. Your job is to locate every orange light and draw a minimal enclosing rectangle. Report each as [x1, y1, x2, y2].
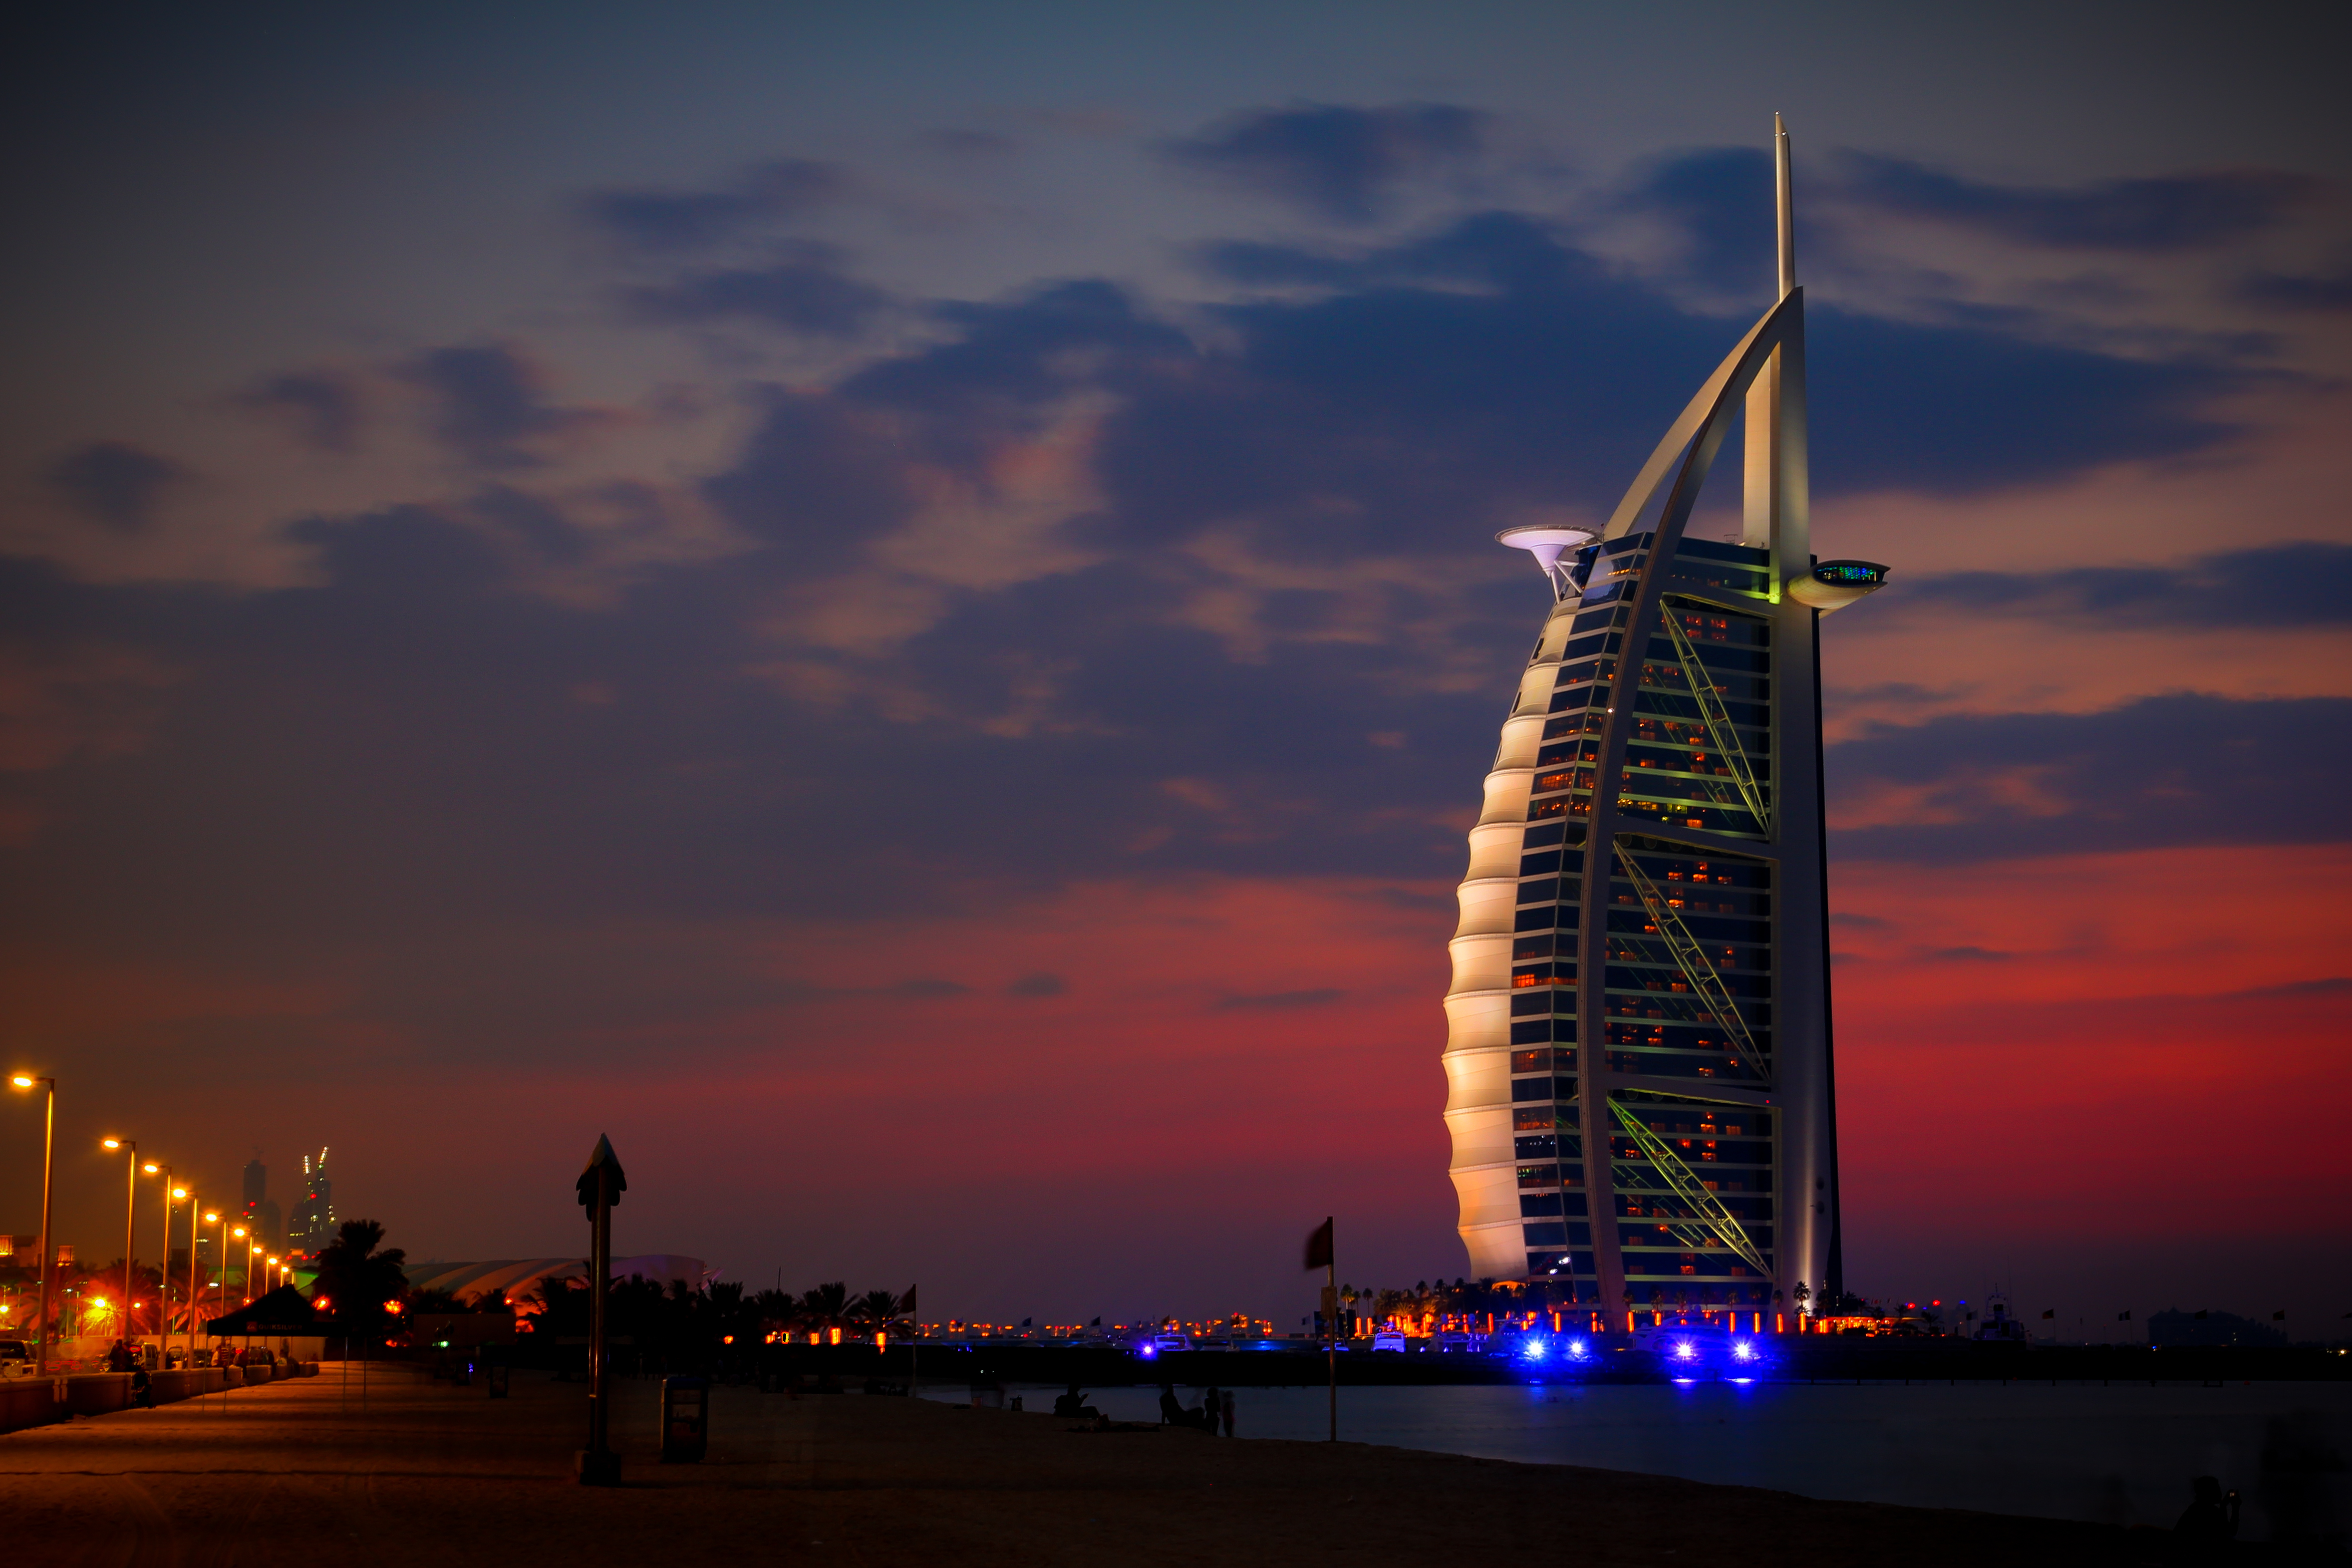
[9, 1076, 33, 1089]
[171, 1188, 187, 1200]
[103, 1138, 122, 1150]
[142, 1162, 159, 1174]
[203, 1213, 219, 1224]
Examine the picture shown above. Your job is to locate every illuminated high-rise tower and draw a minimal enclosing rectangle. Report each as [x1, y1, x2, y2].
[287, 1147, 334, 1258]
[1444, 118, 1886, 1318]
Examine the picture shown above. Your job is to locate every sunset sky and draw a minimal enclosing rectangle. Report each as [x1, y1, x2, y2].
[4, 2, 2347, 1330]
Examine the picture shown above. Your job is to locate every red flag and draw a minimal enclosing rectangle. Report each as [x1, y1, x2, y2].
[1304, 1217, 1333, 1271]
[901, 1283, 917, 1317]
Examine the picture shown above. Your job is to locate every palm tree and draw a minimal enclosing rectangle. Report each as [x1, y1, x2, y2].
[797, 1281, 850, 1337]
[307, 1220, 407, 1336]
[849, 1288, 902, 1329]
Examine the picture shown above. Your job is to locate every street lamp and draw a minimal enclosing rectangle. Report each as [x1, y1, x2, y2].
[145, 1165, 177, 1356]
[9, 1076, 54, 1376]
[216, 1217, 236, 1326]
[202, 1212, 223, 1360]
[178, 1190, 200, 1359]
[101, 1138, 138, 1353]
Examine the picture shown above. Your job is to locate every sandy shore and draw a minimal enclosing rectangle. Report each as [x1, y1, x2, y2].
[0, 1365, 2248, 1565]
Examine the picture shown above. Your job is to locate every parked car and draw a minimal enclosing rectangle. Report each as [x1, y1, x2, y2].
[1148, 1332, 1193, 1354]
[1371, 1329, 1409, 1353]
[0, 1338, 29, 1376]
[1433, 1330, 1476, 1353]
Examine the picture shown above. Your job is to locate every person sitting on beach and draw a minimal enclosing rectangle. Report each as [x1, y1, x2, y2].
[1200, 1387, 1222, 1435]
[1053, 1383, 1093, 1418]
[1158, 1384, 1184, 1426]
[2174, 1476, 2239, 1544]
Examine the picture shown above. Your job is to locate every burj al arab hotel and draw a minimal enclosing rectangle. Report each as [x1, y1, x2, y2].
[1444, 118, 1886, 1317]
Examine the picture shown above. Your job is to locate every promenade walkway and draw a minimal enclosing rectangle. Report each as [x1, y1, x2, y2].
[0, 1366, 2219, 1565]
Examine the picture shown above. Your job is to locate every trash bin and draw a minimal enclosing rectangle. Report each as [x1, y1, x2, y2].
[659, 1375, 709, 1463]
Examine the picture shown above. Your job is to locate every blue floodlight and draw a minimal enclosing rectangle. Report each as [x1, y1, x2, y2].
[1733, 1340, 1755, 1361]
[1673, 1340, 1696, 1360]
[1568, 1337, 1588, 1357]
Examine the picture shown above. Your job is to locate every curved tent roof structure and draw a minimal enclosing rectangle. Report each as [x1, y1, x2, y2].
[399, 1255, 707, 1304]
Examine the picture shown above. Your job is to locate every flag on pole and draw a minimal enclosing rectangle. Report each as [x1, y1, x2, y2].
[2040, 1308, 2054, 1319]
[2117, 1310, 2131, 1321]
[901, 1283, 917, 1316]
[2273, 1309, 2286, 1321]
[1304, 1218, 1334, 1271]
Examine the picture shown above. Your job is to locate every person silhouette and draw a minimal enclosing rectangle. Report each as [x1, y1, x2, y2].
[2174, 1475, 2239, 1544]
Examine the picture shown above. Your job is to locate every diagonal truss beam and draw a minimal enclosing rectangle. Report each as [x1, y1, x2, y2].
[1609, 1100, 1769, 1276]
[1656, 606, 1770, 834]
[1614, 845, 1770, 1082]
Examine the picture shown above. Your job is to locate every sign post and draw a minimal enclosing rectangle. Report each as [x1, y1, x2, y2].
[575, 1134, 627, 1486]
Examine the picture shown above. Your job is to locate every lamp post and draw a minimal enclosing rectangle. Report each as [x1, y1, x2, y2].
[183, 1195, 202, 1359]
[101, 1139, 139, 1356]
[9, 1076, 54, 1376]
[224, 1223, 243, 1318]
[202, 1212, 223, 1362]
[146, 1165, 175, 1353]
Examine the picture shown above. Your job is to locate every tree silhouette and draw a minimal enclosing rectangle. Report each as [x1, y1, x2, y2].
[306, 1220, 407, 1337]
[797, 1281, 850, 1335]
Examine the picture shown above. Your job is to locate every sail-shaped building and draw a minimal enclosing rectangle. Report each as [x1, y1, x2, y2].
[1444, 118, 1886, 1320]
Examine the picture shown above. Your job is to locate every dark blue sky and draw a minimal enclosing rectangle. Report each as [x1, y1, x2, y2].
[2, 0, 2348, 1329]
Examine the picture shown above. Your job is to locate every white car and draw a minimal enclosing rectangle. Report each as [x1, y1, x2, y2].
[1148, 1332, 1193, 1354]
[1434, 1330, 1476, 1353]
[1371, 1329, 1409, 1353]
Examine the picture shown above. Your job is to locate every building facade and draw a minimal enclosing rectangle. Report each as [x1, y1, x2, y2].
[1443, 119, 1883, 1318]
[286, 1147, 334, 1259]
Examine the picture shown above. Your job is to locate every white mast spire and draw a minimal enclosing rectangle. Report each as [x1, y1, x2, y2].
[1775, 111, 1795, 300]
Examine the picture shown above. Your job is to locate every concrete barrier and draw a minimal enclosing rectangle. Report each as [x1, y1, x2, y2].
[0, 1367, 252, 1434]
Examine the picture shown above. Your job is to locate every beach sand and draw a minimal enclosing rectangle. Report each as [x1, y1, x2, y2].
[0, 1366, 2223, 1565]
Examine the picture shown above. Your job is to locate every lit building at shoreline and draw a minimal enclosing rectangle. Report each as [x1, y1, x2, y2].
[1443, 118, 1886, 1318]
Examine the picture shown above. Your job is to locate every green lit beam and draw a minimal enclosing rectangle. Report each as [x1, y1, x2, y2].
[1657, 604, 1769, 834]
[1614, 846, 1770, 1082]
[1608, 1100, 1770, 1276]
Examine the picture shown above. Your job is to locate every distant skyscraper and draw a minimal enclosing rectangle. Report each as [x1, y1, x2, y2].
[1444, 118, 1886, 1319]
[240, 1157, 282, 1249]
[287, 1147, 334, 1257]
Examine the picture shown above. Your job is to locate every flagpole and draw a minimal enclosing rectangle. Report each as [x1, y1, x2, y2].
[1326, 1223, 1336, 1444]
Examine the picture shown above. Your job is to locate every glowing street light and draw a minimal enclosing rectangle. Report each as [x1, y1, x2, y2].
[9, 1075, 55, 1376]
[141, 1159, 173, 1354]
[210, 1214, 232, 1328]
[102, 1137, 140, 1352]
[166, 1183, 188, 1360]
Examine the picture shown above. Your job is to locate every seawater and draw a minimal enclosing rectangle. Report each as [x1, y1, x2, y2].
[920, 1377, 2351, 1542]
